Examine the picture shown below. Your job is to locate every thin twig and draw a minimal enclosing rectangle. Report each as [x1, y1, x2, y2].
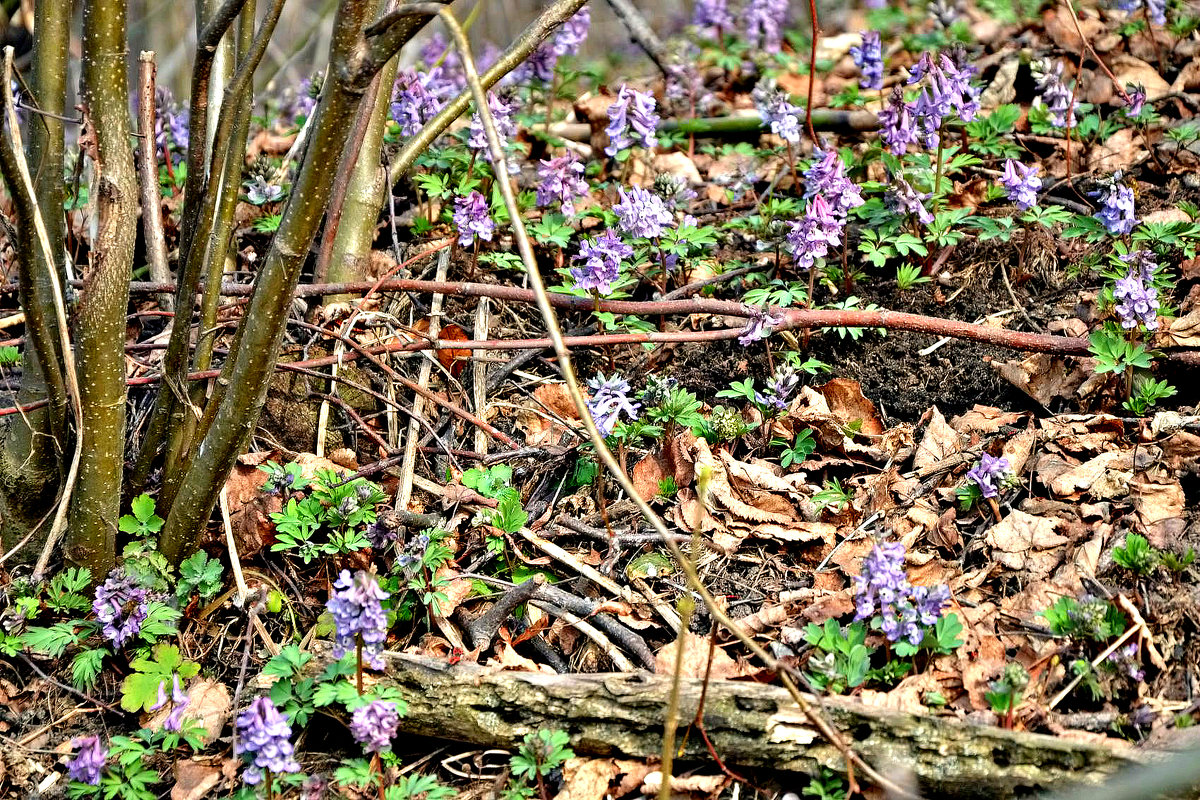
[136, 52, 173, 312]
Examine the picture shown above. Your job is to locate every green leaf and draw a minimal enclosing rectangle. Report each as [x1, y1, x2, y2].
[23, 621, 82, 658]
[122, 643, 199, 712]
[72, 648, 107, 690]
[933, 612, 964, 653]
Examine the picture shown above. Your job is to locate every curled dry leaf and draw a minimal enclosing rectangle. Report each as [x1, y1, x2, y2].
[517, 383, 581, 446]
[555, 758, 621, 800]
[171, 760, 222, 800]
[914, 406, 959, 472]
[654, 631, 739, 680]
[985, 509, 1072, 578]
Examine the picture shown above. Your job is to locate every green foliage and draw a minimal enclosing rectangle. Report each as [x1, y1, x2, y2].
[804, 620, 872, 693]
[776, 429, 816, 467]
[121, 643, 200, 713]
[1113, 533, 1155, 575]
[461, 464, 513, 499]
[268, 466, 386, 562]
[251, 213, 283, 233]
[177, 551, 224, 602]
[894, 263, 930, 291]
[490, 490, 529, 535]
[955, 480, 984, 511]
[0, 345, 20, 365]
[119, 494, 164, 538]
[858, 228, 928, 267]
[510, 729, 574, 783]
[694, 406, 755, 445]
[965, 104, 1022, 157]
[46, 567, 93, 614]
[985, 662, 1029, 716]
[813, 478, 852, 514]
[265, 644, 317, 726]
[1042, 596, 1125, 641]
[72, 648, 107, 690]
[1123, 375, 1177, 416]
[743, 278, 809, 307]
[528, 214, 574, 249]
[656, 476, 679, 499]
[803, 767, 848, 800]
[965, 214, 1017, 242]
[646, 385, 705, 429]
[387, 773, 456, 800]
[23, 621, 85, 658]
[1088, 329, 1153, 375]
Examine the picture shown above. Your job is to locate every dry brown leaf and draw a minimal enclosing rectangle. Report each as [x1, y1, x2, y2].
[776, 72, 826, 107]
[171, 760, 222, 800]
[950, 405, 1023, 435]
[1042, 8, 1104, 50]
[489, 642, 555, 673]
[960, 633, 1007, 711]
[985, 510, 1071, 576]
[631, 453, 667, 502]
[147, 679, 230, 747]
[641, 771, 727, 795]
[654, 631, 739, 680]
[1109, 54, 1172, 99]
[993, 354, 1091, 406]
[1164, 309, 1200, 347]
[555, 759, 621, 800]
[914, 406, 959, 471]
[1132, 480, 1186, 546]
[1045, 451, 1131, 498]
[1088, 127, 1146, 174]
[517, 383, 580, 446]
[858, 671, 942, 716]
[652, 151, 702, 184]
[818, 378, 884, 437]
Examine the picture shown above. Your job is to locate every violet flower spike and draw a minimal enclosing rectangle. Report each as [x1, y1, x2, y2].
[68, 735, 107, 786]
[885, 175, 934, 226]
[326, 569, 391, 670]
[605, 85, 659, 156]
[803, 149, 864, 219]
[585, 374, 641, 437]
[854, 541, 950, 646]
[692, 0, 734, 36]
[453, 191, 496, 247]
[536, 153, 589, 216]
[753, 365, 799, 411]
[1033, 59, 1076, 129]
[738, 305, 786, 346]
[999, 160, 1041, 212]
[571, 229, 633, 296]
[553, 6, 591, 57]
[235, 696, 301, 785]
[1124, 83, 1147, 117]
[878, 87, 919, 155]
[850, 31, 884, 91]
[1114, 251, 1160, 330]
[613, 186, 673, 240]
[753, 80, 803, 145]
[350, 700, 401, 754]
[965, 453, 1010, 499]
[786, 194, 844, 272]
[742, 0, 788, 55]
[1092, 177, 1137, 236]
[93, 569, 149, 649]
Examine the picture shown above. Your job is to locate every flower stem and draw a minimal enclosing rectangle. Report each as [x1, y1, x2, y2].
[356, 636, 364, 695]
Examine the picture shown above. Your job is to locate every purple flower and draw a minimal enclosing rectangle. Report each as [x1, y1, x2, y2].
[1114, 251, 1160, 330]
[854, 541, 950, 647]
[878, 87, 919, 155]
[1033, 59, 1076, 128]
[152, 87, 189, 164]
[850, 31, 884, 91]
[68, 735, 107, 786]
[803, 149, 864, 219]
[1000, 160, 1041, 212]
[151, 673, 191, 732]
[586, 374, 641, 436]
[739, 305, 786, 346]
[786, 194, 844, 271]
[512, 45, 559, 84]
[326, 569, 390, 670]
[244, 176, 283, 205]
[1124, 84, 1147, 117]
[537, 154, 589, 216]
[1092, 177, 1137, 235]
[965, 453, 1010, 498]
[350, 700, 401, 754]
[613, 186, 673, 239]
[468, 91, 518, 152]
[665, 60, 716, 116]
[754, 365, 800, 411]
[1107, 641, 1145, 682]
[605, 85, 659, 156]
[453, 191, 496, 247]
[93, 569, 149, 649]
[571, 229, 632, 295]
[885, 175, 934, 225]
[753, 80, 803, 145]
[553, 7, 591, 57]
[693, 0, 734, 35]
[743, 0, 788, 55]
[391, 69, 443, 137]
[235, 696, 301, 785]
[1148, 0, 1167, 24]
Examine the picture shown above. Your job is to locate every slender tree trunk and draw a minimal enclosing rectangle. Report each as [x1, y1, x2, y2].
[67, 0, 138, 577]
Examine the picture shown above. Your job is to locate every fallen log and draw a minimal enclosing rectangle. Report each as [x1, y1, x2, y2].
[349, 652, 1152, 799]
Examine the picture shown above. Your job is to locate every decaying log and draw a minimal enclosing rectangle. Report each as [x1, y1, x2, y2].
[348, 652, 1154, 799]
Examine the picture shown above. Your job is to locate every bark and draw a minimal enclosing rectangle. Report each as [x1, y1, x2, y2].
[66, 0, 139, 577]
[355, 653, 1151, 800]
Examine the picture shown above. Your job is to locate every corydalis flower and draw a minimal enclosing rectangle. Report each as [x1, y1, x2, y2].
[468, 91, 518, 152]
[1124, 84, 1147, 118]
[244, 176, 283, 206]
[350, 700, 401, 754]
[907, 50, 980, 149]
[878, 87, 919, 155]
[965, 453, 1010, 498]
[150, 673, 191, 732]
[93, 569, 149, 649]
[453, 191, 495, 247]
[326, 569, 390, 670]
[613, 186, 673, 239]
[235, 696, 301, 785]
[754, 365, 799, 411]
[850, 31, 884, 91]
[692, 0, 733, 35]
[1114, 250, 1160, 330]
[885, 174, 934, 225]
[537, 153, 589, 216]
[803, 149, 864, 219]
[999, 159, 1041, 212]
[739, 305, 785, 346]
[68, 735, 107, 786]
[743, 0, 788, 54]
[752, 80, 802, 144]
[1117, 0, 1166, 25]
[571, 229, 633, 295]
[605, 85, 659, 156]
[786, 194, 844, 271]
[586, 374, 641, 437]
[1092, 176, 1137, 235]
[153, 87, 189, 160]
[1032, 59, 1076, 129]
[854, 541, 951, 647]
[553, 7, 591, 57]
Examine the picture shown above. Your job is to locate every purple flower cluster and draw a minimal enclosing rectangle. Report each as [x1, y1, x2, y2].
[68, 735, 107, 786]
[586, 374, 641, 436]
[613, 186, 673, 239]
[753, 80, 803, 145]
[391, 69, 444, 137]
[326, 569, 390, 670]
[965, 453, 1010, 498]
[1118, 0, 1166, 25]
[1092, 176, 1137, 235]
[605, 85, 659, 156]
[153, 87, 189, 161]
[665, 59, 716, 117]
[537, 153, 589, 216]
[1114, 250, 1160, 330]
[151, 673, 191, 732]
[878, 88, 918, 155]
[468, 91, 518, 152]
[350, 700, 401, 754]
[999, 160, 1041, 212]
[906, 50, 980, 149]
[738, 305, 786, 346]
[453, 191, 495, 247]
[885, 174, 934, 225]
[1124, 83, 1147, 117]
[1033, 59, 1076, 128]
[235, 696, 301, 785]
[803, 149, 864, 218]
[786, 195, 844, 271]
[742, 0, 788, 55]
[692, 0, 734, 36]
[754, 365, 800, 411]
[571, 230, 633, 295]
[1107, 641, 1145, 682]
[854, 541, 952, 647]
[850, 31, 884, 91]
[554, 7, 591, 57]
[93, 569, 149, 649]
